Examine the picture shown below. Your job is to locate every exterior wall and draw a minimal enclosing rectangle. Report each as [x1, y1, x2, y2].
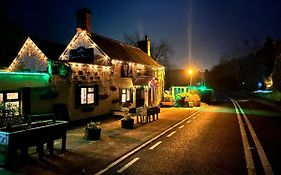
[1, 31, 165, 123]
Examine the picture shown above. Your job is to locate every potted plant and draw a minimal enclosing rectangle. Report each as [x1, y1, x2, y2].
[84, 121, 101, 140]
[121, 108, 134, 129]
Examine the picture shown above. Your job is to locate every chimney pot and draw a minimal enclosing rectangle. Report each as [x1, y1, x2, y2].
[76, 8, 92, 36]
[138, 35, 151, 57]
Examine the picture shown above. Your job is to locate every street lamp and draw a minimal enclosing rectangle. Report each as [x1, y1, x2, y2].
[188, 69, 193, 92]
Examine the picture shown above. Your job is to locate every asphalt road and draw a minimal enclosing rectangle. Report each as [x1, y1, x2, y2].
[101, 96, 281, 175]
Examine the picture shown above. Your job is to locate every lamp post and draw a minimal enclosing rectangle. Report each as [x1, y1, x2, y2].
[188, 69, 193, 92]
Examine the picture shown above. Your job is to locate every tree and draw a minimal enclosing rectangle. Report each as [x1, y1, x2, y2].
[123, 32, 174, 68]
[272, 55, 281, 91]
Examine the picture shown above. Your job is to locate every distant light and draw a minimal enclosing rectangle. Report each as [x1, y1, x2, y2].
[252, 90, 272, 94]
[188, 69, 193, 75]
[257, 82, 262, 88]
[198, 85, 207, 91]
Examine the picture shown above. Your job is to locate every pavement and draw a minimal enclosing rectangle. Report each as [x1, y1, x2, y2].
[0, 105, 207, 175]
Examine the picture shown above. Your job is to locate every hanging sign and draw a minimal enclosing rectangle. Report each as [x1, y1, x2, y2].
[69, 47, 94, 63]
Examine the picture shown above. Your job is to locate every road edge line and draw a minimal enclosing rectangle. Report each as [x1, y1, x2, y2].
[235, 101, 274, 175]
[231, 99, 256, 175]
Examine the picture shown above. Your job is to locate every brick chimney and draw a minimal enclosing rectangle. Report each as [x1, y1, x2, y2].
[76, 8, 92, 36]
[138, 35, 151, 56]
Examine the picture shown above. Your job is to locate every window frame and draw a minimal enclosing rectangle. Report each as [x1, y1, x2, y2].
[0, 91, 21, 117]
[76, 84, 98, 107]
[120, 88, 131, 103]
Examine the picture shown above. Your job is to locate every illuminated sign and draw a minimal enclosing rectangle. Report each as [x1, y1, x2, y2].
[69, 47, 94, 63]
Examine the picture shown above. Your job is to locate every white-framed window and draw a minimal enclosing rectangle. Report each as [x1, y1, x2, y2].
[121, 88, 131, 103]
[80, 87, 95, 105]
[0, 91, 21, 116]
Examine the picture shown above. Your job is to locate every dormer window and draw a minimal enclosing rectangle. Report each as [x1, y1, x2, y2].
[121, 63, 131, 77]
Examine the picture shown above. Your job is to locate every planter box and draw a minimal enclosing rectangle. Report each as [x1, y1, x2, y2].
[0, 120, 68, 168]
[84, 128, 101, 140]
[161, 101, 174, 107]
[121, 119, 134, 129]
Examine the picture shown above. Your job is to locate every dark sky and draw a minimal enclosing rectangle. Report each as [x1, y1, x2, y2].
[1, 0, 281, 70]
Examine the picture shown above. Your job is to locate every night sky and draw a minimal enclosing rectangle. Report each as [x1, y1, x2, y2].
[1, 0, 281, 70]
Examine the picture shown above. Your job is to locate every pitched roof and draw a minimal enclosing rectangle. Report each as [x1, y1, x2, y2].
[0, 37, 65, 68]
[1, 33, 162, 68]
[92, 34, 162, 67]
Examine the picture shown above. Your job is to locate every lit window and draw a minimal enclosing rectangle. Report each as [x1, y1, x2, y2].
[81, 88, 87, 104]
[0, 91, 21, 116]
[87, 93, 94, 104]
[121, 88, 131, 103]
[79, 86, 96, 105]
[7, 93, 18, 100]
[5, 101, 20, 116]
[126, 89, 130, 101]
[0, 93, 3, 102]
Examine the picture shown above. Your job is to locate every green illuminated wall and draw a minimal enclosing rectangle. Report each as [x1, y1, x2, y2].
[0, 72, 50, 90]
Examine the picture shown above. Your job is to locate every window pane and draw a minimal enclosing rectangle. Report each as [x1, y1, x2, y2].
[121, 94, 126, 103]
[87, 93, 94, 104]
[126, 89, 130, 101]
[122, 89, 126, 93]
[0, 93, 3, 102]
[81, 88, 87, 104]
[7, 92, 18, 100]
[5, 101, 20, 116]
[88, 87, 94, 93]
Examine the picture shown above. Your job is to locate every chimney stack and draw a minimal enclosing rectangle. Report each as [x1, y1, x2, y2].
[76, 8, 92, 36]
[138, 35, 151, 56]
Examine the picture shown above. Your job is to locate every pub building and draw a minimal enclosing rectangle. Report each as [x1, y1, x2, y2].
[0, 8, 165, 122]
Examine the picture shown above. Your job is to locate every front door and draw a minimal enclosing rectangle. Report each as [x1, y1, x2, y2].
[136, 87, 144, 107]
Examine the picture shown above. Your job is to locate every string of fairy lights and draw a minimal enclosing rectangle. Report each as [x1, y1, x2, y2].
[4, 29, 165, 104]
[8, 37, 49, 72]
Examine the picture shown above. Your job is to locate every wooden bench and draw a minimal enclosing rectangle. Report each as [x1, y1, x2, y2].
[135, 106, 160, 123]
[0, 114, 67, 168]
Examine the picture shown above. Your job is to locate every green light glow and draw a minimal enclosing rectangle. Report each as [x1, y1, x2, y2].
[0, 71, 50, 76]
[206, 106, 281, 117]
[198, 85, 207, 91]
[0, 71, 50, 90]
[48, 61, 52, 76]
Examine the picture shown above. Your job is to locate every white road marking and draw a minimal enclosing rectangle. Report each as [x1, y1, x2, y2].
[94, 106, 209, 175]
[149, 141, 162, 150]
[167, 131, 176, 138]
[186, 121, 191, 124]
[234, 100, 274, 175]
[179, 125, 184, 129]
[193, 116, 197, 120]
[117, 157, 140, 173]
[231, 99, 256, 175]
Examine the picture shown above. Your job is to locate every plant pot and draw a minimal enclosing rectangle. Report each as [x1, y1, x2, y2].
[84, 128, 101, 140]
[121, 118, 134, 129]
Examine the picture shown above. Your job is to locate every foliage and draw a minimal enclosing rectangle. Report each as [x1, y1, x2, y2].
[205, 37, 276, 92]
[255, 91, 281, 102]
[163, 91, 173, 102]
[272, 55, 281, 91]
[123, 32, 174, 68]
[0, 102, 24, 128]
[85, 121, 100, 130]
[121, 107, 133, 120]
[175, 92, 192, 107]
